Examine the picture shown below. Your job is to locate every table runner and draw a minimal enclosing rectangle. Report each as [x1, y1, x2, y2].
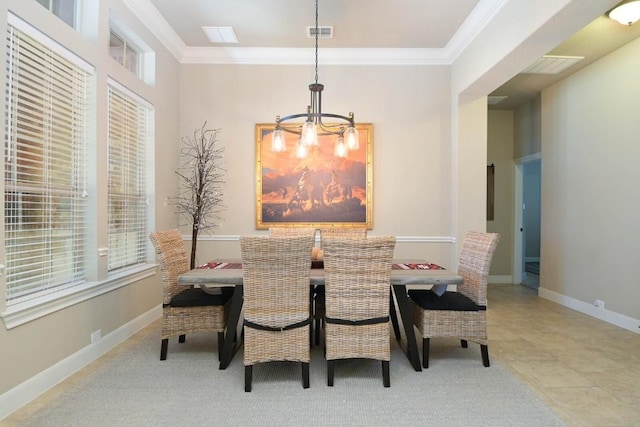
[198, 261, 443, 270]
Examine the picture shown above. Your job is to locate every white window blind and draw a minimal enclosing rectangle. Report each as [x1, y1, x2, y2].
[107, 82, 152, 272]
[4, 17, 90, 304]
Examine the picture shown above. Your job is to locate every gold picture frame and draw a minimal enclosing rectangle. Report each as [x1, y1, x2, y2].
[255, 123, 373, 229]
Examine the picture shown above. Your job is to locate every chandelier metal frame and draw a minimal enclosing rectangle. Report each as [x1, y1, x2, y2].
[273, 0, 356, 153]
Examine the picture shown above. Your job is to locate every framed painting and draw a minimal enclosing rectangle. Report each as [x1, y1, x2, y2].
[487, 163, 495, 221]
[255, 123, 373, 229]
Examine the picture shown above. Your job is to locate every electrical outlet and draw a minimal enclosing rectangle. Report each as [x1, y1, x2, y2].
[90, 329, 101, 344]
[593, 299, 605, 310]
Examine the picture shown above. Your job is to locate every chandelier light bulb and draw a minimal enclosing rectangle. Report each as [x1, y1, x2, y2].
[334, 136, 348, 158]
[295, 139, 308, 159]
[271, 129, 286, 152]
[345, 125, 359, 150]
[301, 121, 318, 146]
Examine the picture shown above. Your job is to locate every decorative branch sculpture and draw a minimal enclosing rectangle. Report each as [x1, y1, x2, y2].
[169, 122, 227, 269]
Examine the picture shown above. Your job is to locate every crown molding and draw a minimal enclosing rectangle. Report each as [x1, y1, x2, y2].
[123, 0, 508, 66]
[120, 0, 186, 60]
[444, 0, 510, 61]
[180, 47, 450, 65]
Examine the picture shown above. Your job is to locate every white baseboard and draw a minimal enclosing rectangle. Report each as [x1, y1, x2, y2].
[539, 287, 640, 334]
[0, 305, 162, 421]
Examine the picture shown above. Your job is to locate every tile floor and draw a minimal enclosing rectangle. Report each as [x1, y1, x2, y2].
[3, 284, 640, 426]
[489, 284, 640, 427]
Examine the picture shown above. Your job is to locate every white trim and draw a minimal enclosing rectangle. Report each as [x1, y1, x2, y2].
[0, 306, 161, 421]
[185, 235, 457, 244]
[514, 152, 542, 165]
[539, 287, 640, 335]
[107, 77, 153, 110]
[120, 0, 185, 60]
[7, 12, 94, 74]
[122, 0, 508, 66]
[445, 0, 510, 61]
[181, 47, 450, 66]
[1, 265, 156, 329]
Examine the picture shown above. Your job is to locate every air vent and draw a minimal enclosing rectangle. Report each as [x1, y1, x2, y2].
[307, 26, 333, 38]
[202, 26, 238, 43]
[521, 55, 584, 74]
[488, 96, 508, 105]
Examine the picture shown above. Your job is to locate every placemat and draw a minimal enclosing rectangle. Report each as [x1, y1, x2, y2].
[392, 263, 443, 270]
[197, 261, 242, 269]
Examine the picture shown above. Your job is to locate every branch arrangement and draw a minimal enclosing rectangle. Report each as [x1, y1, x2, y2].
[169, 122, 227, 268]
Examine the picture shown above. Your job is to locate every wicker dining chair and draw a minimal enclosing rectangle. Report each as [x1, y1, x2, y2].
[240, 235, 315, 392]
[269, 227, 317, 346]
[408, 231, 500, 368]
[314, 228, 368, 345]
[322, 236, 396, 387]
[149, 229, 231, 361]
[268, 227, 317, 238]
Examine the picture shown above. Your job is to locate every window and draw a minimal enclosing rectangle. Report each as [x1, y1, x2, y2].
[35, 0, 77, 28]
[108, 13, 156, 85]
[109, 30, 139, 76]
[4, 15, 92, 305]
[107, 81, 153, 273]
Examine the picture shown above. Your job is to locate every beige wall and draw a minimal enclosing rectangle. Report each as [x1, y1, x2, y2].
[540, 36, 640, 320]
[0, 0, 180, 396]
[2, 0, 633, 418]
[179, 64, 460, 267]
[514, 95, 542, 159]
[487, 110, 515, 277]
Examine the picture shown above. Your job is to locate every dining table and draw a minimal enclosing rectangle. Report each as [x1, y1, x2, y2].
[178, 259, 463, 372]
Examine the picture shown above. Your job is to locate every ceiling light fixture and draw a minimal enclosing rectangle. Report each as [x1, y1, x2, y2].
[608, 0, 640, 26]
[271, 0, 358, 158]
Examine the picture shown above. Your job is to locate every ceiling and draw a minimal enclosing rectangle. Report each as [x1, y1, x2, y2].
[146, 0, 640, 110]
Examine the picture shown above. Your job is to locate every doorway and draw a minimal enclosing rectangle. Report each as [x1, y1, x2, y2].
[513, 155, 541, 289]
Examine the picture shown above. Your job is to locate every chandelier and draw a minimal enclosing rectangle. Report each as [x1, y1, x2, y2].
[271, 0, 358, 158]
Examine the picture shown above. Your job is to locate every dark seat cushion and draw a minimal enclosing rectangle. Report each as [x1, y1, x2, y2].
[408, 290, 486, 311]
[170, 287, 232, 307]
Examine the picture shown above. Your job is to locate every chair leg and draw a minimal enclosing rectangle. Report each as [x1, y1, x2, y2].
[309, 291, 315, 348]
[327, 360, 335, 386]
[245, 365, 252, 392]
[302, 362, 310, 389]
[309, 320, 314, 348]
[314, 317, 321, 346]
[461, 339, 468, 348]
[382, 361, 390, 387]
[481, 344, 490, 367]
[178, 334, 186, 343]
[160, 338, 168, 360]
[389, 288, 401, 341]
[422, 338, 430, 369]
[217, 332, 224, 361]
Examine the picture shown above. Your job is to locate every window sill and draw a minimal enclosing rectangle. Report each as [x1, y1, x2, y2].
[1, 264, 157, 329]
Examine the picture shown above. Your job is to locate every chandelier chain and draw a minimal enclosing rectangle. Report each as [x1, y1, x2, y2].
[272, 0, 357, 158]
[314, 0, 319, 85]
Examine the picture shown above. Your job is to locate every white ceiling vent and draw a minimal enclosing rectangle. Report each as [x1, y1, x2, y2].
[202, 26, 238, 43]
[521, 55, 584, 74]
[307, 26, 333, 38]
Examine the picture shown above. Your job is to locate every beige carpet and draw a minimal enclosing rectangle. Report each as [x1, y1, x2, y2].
[16, 322, 565, 426]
